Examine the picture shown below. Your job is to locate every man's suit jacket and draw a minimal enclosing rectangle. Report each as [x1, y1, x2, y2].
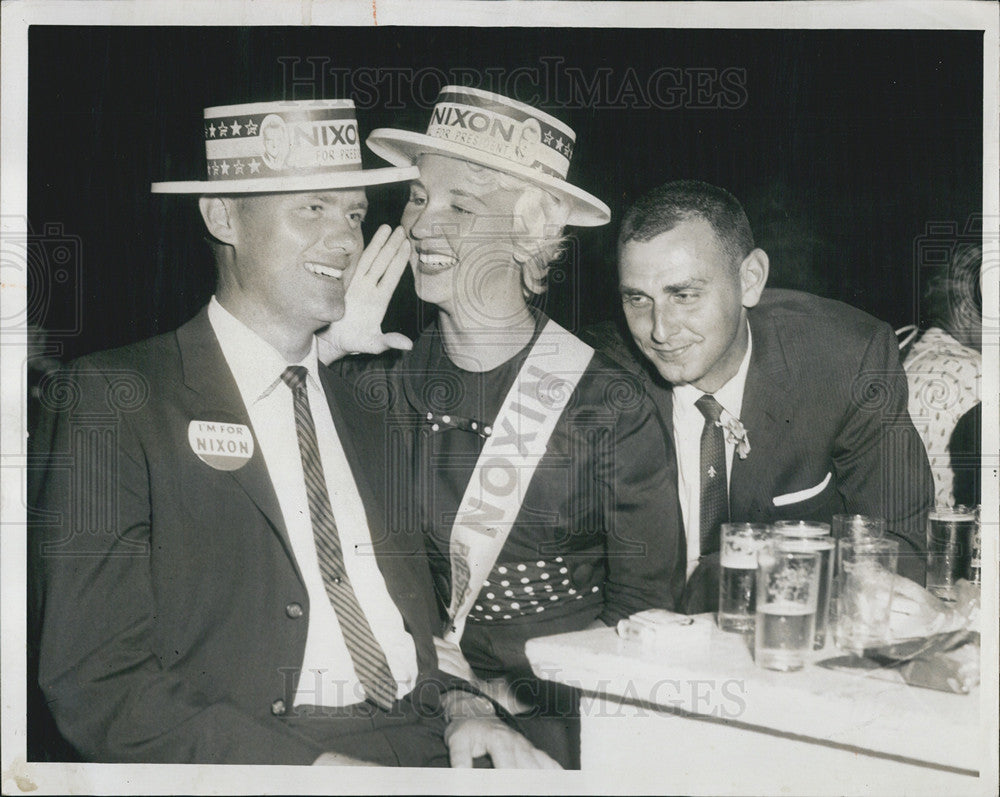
[30, 308, 454, 764]
[584, 289, 934, 613]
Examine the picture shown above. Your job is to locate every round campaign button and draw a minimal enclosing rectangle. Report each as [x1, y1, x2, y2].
[188, 419, 254, 471]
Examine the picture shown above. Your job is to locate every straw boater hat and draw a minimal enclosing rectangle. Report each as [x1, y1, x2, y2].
[366, 86, 611, 227]
[151, 100, 417, 194]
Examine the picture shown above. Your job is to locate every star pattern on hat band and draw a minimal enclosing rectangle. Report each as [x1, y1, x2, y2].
[538, 130, 573, 159]
[205, 118, 262, 140]
[207, 159, 262, 177]
[154, 99, 418, 195]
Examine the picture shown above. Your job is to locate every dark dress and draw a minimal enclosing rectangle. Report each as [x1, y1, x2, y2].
[346, 310, 686, 767]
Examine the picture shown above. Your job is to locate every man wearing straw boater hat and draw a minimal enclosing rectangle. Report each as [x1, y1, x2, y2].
[350, 87, 685, 768]
[31, 99, 559, 768]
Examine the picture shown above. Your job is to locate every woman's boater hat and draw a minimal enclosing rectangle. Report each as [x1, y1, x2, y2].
[151, 99, 417, 194]
[365, 86, 611, 226]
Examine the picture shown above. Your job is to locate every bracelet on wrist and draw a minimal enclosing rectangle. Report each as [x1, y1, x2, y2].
[444, 690, 497, 722]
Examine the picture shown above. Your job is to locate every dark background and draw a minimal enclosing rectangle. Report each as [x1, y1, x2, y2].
[28, 26, 983, 362]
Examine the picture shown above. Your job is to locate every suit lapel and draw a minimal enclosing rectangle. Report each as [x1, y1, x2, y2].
[176, 309, 302, 582]
[729, 309, 794, 517]
[649, 373, 674, 437]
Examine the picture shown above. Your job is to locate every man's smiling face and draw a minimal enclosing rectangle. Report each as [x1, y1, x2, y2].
[220, 189, 367, 339]
[619, 215, 763, 394]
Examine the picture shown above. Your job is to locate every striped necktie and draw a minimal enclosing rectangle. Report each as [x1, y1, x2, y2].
[281, 365, 398, 710]
[695, 393, 728, 557]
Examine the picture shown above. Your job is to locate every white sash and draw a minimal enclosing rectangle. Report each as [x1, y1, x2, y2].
[444, 320, 595, 643]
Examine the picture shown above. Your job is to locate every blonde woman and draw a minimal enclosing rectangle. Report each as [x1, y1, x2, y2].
[341, 88, 685, 767]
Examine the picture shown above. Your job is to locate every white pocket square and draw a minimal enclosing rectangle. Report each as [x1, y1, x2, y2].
[772, 472, 833, 507]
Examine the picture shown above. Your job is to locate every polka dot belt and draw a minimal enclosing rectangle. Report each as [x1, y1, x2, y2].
[467, 557, 601, 622]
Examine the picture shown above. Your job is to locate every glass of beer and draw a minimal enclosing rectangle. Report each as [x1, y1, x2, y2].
[833, 538, 898, 654]
[754, 544, 821, 671]
[926, 506, 977, 601]
[772, 521, 834, 649]
[718, 523, 773, 633]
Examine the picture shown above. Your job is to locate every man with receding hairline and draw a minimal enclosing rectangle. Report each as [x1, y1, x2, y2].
[586, 179, 933, 613]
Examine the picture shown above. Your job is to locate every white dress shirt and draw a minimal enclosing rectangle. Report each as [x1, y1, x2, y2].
[672, 325, 753, 577]
[208, 297, 418, 707]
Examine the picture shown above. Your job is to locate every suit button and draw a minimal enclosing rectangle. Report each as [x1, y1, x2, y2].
[285, 602, 304, 619]
[271, 699, 286, 716]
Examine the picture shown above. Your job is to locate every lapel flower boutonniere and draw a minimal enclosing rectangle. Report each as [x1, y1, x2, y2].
[717, 412, 751, 460]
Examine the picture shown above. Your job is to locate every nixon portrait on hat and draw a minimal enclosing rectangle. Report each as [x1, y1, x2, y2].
[260, 115, 290, 170]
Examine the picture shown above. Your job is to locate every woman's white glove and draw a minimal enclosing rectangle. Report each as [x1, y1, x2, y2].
[317, 225, 412, 364]
[889, 575, 968, 639]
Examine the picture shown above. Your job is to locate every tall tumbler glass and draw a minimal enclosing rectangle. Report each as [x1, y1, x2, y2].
[926, 506, 978, 601]
[754, 545, 821, 672]
[772, 521, 833, 649]
[834, 538, 899, 654]
[832, 514, 885, 543]
[829, 515, 885, 629]
[718, 523, 773, 633]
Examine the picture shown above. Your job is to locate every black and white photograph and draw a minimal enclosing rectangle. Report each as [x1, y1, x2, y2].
[1, 1, 997, 794]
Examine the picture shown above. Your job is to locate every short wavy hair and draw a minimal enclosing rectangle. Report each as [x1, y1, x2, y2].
[457, 161, 570, 298]
[619, 179, 754, 269]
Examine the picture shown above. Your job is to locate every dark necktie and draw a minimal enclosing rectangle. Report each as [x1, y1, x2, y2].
[281, 365, 398, 710]
[695, 393, 728, 557]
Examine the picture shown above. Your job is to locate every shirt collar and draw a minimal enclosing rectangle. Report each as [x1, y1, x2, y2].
[673, 322, 753, 422]
[208, 296, 321, 404]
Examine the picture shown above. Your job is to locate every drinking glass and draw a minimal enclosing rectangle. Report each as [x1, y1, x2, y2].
[772, 522, 834, 649]
[829, 515, 885, 629]
[832, 514, 885, 543]
[834, 538, 898, 654]
[718, 523, 773, 633]
[926, 506, 977, 601]
[754, 545, 821, 671]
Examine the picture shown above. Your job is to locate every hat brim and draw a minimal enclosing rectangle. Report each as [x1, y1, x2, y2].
[366, 130, 611, 227]
[151, 165, 419, 194]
